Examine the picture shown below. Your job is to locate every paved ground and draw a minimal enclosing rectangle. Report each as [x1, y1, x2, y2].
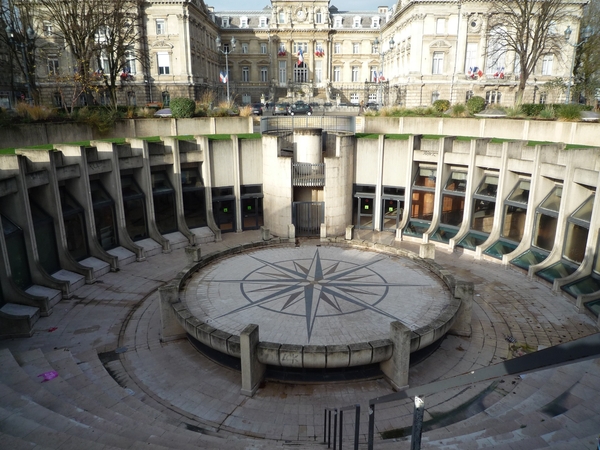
[183, 244, 451, 346]
[1, 230, 598, 449]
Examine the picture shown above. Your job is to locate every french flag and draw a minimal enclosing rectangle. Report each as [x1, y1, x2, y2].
[297, 48, 304, 65]
[377, 71, 385, 82]
[219, 71, 228, 83]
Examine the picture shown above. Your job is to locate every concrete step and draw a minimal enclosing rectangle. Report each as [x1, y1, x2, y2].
[79, 256, 111, 278]
[24, 284, 62, 309]
[191, 226, 216, 244]
[0, 303, 40, 338]
[107, 246, 137, 267]
[51, 268, 86, 290]
[163, 231, 189, 250]
[136, 238, 163, 257]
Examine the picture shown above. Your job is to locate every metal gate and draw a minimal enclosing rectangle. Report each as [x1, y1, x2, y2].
[292, 202, 324, 236]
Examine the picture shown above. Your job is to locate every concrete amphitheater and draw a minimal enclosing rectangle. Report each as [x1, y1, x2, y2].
[0, 115, 599, 449]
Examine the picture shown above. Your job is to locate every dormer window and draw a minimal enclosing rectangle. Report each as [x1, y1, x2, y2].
[240, 17, 248, 28]
[334, 16, 342, 28]
[353, 16, 361, 28]
[371, 17, 380, 28]
[259, 16, 267, 27]
[222, 17, 229, 28]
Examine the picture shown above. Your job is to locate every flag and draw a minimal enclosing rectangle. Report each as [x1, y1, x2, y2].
[297, 48, 304, 65]
[377, 71, 385, 83]
[477, 67, 483, 77]
[219, 71, 228, 83]
[467, 67, 474, 78]
[499, 67, 505, 79]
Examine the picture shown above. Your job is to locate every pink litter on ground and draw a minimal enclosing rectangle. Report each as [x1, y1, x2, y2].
[48, 327, 58, 332]
[38, 371, 58, 382]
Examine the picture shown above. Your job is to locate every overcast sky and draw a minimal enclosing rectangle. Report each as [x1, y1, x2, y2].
[210, 1, 392, 12]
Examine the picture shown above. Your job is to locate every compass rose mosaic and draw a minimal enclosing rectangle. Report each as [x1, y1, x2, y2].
[183, 245, 451, 346]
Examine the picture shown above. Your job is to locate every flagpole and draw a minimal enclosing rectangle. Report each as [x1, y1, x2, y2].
[216, 35, 236, 104]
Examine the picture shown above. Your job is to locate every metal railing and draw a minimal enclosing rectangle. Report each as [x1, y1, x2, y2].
[324, 404, 361, 450]
[318, 333, 600, 450]
[260, 115, 356, 134]
[292, 163, 325, 187]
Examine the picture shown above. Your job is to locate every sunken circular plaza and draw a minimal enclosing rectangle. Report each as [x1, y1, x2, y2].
[177, 242, 460, 369]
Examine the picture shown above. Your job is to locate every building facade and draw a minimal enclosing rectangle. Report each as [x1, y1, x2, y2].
[3, 0, 589, 108]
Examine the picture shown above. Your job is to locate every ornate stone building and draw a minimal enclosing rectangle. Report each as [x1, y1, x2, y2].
[12, 0, 589, 108]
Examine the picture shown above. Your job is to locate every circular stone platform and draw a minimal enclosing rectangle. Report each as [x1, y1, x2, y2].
[182, 244, 453, 349]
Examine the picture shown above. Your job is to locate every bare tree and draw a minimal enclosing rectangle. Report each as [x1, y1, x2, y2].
[95, 0, 145, 110]
[575, 0, 600, 105]
[0, 0, 41, 104]
[38, 0, 106, 106]
[486, 0, 585, 104]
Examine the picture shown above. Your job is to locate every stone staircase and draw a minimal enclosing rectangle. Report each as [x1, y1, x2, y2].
[0, 346, 320, 449]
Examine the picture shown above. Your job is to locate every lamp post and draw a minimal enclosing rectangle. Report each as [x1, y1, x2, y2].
[216, 35, 236, 104]
[5, 25, 36, 104]
[373, 37, 395, 107]
[563, 25, 592, 104]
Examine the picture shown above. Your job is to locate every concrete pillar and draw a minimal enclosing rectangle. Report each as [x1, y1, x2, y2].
[158, 285, 185, 342]
[320, 223, 327, 239]
[380, 321, 411, 390]
[345, 225, 354, 240]
[419, 243, 435, 259]
[261, 226, 271, 241]
[449, 281, 473, 337]
[288, 224, 296, 241]
[185, 245, 201, 264]
[240, 324, 265, 397]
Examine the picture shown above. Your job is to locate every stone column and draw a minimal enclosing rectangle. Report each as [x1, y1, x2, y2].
[380, 321, 411, 390]
[240, 324, 265, 397]
[449, 280, 473, 337]
[158, 285, 186, 342]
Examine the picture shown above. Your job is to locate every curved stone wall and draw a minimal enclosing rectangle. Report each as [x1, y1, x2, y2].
[166, 239, 466, 369]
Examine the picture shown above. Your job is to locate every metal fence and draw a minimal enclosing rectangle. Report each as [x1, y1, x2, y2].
[260, 115, 356, 134]
[292, 163, 325, 187]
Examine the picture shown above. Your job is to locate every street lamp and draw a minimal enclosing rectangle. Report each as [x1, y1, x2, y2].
[563, 25, 592, 104]
[216, 35, 236, 104]
[5, 25, 36, 104]
[373, 37, 395, 106]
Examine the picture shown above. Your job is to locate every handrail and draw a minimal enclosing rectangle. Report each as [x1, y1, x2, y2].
[324, 404, 360, 450]
[366, 332, 600, 449]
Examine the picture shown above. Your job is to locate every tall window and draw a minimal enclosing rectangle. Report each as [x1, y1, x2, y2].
[334, 17, 342, 28]
[125, 51, 136, 75]
[279, 61, 286, 83]
[156, 19, 165, 35]
[240, 17, 248, 28]
[43, 21, 53, 36]
[48, 57, 59, 76]
[353, 42, 360, 54]
[261, 67, 268, 82]
[334, 66, 341, 82]
[436, 18, 445, 34]
[293, 42, 308, 53]
[464, 42, 477, 73]
[242, 43, 248, 54]
[242, 66, 249, 82]
[334, 42, 341, 54]
[371, 17, 380, 28]
[294, 62, 308, 82]
[351, 65, 359, 82]
[542, 54, 553, 76]
[316, 11, 322, 23]
[259, 17, 267, 27]
[353, 17, 361, 28]
[486, 26, 506, 74]
[431, 91, 440, 103]
[370, 66, 377, 82]
[432, 52, 444, 74]
[279, 11, 285, 23]
[315, 60, 322, 83]
[260, 43, 267, 54]
[157, 52, 170, 75]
